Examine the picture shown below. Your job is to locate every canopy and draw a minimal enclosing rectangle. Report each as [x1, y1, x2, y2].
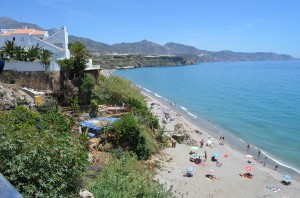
[80, 117, 119, 131]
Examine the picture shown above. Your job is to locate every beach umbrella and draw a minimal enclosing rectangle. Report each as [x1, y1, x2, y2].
[206, 140, 213, 145]
[186, 167, 194, 174]
[246, 166, 253, 171]
[212, 153, 219, 157]
[190, 146, 199, 151]
[283, 175, 292, 180]
[245, 155, 253, 158]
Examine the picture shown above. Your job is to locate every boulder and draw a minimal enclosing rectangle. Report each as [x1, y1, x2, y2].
[79, 189, 94, 198]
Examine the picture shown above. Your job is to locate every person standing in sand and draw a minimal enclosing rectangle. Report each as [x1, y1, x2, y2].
[257, 150, 261, 159]
[200, 139, 204, 148]
[263, 157, 268, 167]
[204, 151, 207, 162]
[247, 144, 250, 151]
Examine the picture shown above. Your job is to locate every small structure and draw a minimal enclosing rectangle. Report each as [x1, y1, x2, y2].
[79, 117, 119, 136]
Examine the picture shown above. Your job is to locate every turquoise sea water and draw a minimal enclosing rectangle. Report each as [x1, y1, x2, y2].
[114, 61, 300, 173]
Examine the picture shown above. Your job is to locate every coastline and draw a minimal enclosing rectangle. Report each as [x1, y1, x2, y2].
[103, 69, 300, 197]
[137, 86, 300, 181]
[142, 89, 300, 197]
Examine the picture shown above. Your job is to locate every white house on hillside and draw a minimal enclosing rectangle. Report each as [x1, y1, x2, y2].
[0, 26, 99, 72]
[0, 26, 70, 60]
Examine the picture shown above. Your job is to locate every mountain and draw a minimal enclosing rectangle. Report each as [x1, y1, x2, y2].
[0, 16, 295, 62]
[164, 42, 203, 55]
[0, 16, 58, 36]
[111, 40, 175, 55]
[69, 35, 112, 52]
[0, 16, 43, 30]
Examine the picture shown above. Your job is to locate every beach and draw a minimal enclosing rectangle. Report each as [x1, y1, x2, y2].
[141, 90, 300, 198]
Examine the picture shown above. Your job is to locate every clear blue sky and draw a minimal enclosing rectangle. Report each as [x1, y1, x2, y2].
[2, 0, 300, 57]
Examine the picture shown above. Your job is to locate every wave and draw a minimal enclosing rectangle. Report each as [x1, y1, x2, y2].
[144, 88, 152, 93]
[188, 112, 197, 119]
[180, 106, 188, 111]
[154, 93, 162, 98]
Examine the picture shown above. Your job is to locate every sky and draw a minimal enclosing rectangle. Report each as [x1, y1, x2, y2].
[2, 0, 300, 57]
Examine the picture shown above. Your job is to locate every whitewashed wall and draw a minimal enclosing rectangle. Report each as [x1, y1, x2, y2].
[3, 60, 60, 71]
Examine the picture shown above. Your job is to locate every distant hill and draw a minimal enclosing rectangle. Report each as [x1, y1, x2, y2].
[0, 16, 57, 36]
[0, 16, 43, 30]
[0, 16, 295, 62]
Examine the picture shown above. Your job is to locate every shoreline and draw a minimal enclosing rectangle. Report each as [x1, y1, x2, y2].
[140, 87, 300, 181]
[104, 69, 300, 197]
[141, 89, 300, 197]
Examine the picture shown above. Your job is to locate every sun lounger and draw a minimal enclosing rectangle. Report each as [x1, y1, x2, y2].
[205, 174, 220, 181]
[281, 180, 291, 186]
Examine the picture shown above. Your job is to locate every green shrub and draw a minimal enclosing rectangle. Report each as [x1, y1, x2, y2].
[89, 152, 172, 198]
[105, 114, 154, 160]
[79, 73, 96, 104]
[0, 107, 88, 197]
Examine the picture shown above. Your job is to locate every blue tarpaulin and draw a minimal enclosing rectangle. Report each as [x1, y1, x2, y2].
[79, 117, 119, 131]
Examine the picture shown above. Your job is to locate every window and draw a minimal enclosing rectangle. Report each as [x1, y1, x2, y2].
[54, 43, 63, 48]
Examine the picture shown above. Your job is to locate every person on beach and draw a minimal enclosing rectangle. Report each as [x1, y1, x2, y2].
[200, 139, 204, 148]
[263, 157, 268, 167]
[257, 149, 261, 159]
[204, 151, 207, 162]
[247, 144, 250, 151]
[274, 164, 278, 170]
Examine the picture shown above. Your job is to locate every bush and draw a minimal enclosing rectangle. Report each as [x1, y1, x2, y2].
[0, 107, 88, 197]
[79, 73, 96, 104]
[105, 114, 154, 160]
[89, 152, 172, 198]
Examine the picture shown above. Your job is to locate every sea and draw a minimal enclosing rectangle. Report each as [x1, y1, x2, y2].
[114, 60, 300, 179]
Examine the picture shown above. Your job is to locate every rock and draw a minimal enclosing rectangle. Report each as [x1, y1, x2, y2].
[79, 189, 94, 198]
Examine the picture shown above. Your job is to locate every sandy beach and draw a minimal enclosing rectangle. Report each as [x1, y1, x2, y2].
[103, 69, 300, 198]
[141, 91, 300, 198]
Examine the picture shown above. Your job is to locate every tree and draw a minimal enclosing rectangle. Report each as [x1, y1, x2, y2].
[40, 49, 53, 70]
[79, 73, 96, 104]
[69, 42, 90, 79]
[0, 40, 16, 60]
[14, 46, 26, 61]
[26, 45, 42, 61]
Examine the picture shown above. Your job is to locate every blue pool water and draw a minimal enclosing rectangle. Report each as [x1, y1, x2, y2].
[114, 61, 300, 173]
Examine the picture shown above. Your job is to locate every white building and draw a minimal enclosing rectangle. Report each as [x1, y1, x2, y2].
[0, 26, 70, 60]
[0, 26, 100, 72]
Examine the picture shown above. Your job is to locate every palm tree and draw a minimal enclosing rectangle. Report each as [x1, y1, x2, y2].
[0, 41, 16, 60]
[40, 49, 53, 70]
[25, 45, 42, 62]
[14, 46, 26, 61]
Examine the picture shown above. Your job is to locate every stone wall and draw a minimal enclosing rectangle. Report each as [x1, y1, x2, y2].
[0, 71, 60, 91]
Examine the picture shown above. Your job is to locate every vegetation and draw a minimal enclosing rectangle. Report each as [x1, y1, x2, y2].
[89, 151, 172, 198]
[94, 54, 192, 69]
[0, 107, 89, 197]
[57, 42, 92, 105]
[0, 41, 53, 69]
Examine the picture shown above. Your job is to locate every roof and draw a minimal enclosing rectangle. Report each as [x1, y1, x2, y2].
[0, 29, 47, 36]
